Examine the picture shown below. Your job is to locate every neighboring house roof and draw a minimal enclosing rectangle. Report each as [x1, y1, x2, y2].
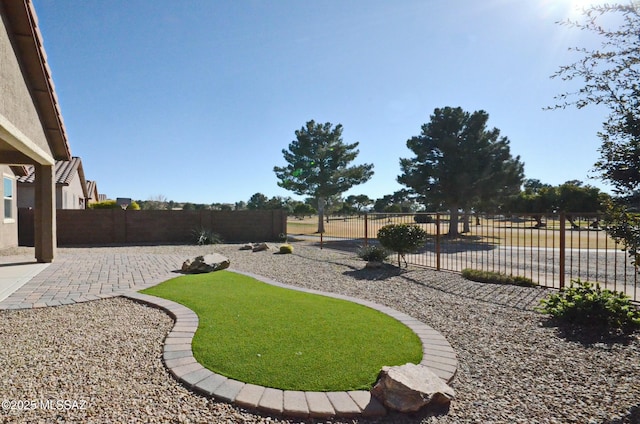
[17, 157, 89, 198]
[86, 179, 99, 201]
[2, 0, 71, 161]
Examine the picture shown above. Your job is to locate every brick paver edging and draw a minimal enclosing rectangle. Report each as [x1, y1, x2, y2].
[123, 269, 457, 419]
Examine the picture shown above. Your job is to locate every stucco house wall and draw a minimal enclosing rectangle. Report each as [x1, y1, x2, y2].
[0, 1, 72, 260]
[0, 165, 17, 247]
[58, 174, 85, 209]
[19, 179, 85, 209]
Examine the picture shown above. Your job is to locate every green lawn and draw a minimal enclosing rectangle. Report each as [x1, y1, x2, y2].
[141, 271, 422, 391]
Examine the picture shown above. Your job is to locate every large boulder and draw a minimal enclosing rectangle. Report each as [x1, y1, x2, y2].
[371, 363, 455, 413]
[181, 253, 230, 274]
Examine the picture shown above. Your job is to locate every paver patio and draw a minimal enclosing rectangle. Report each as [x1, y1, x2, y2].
[0, 251, 184, 309]
[0, 247, 458, 419]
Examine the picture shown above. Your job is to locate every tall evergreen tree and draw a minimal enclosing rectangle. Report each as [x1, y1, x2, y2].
[398, 107, 524, 236]
[345, 194, 373, 216]
[247, 193, 268, 210]
[274, 120, 374, 233]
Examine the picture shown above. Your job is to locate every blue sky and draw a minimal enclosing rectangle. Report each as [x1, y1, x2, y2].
[32, 0, 614, 204]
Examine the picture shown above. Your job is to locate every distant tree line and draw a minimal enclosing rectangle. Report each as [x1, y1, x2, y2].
[132, 105, 612, 239]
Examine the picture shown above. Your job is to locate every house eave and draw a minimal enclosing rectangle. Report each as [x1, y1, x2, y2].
[2, 0, 71, 161]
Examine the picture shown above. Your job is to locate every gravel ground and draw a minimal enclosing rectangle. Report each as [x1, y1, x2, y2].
[1, 242, 639, 423]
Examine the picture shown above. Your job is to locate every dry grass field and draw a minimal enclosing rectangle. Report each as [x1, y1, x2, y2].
[287, 214, 640, 303]
[287, 215, 620, 250]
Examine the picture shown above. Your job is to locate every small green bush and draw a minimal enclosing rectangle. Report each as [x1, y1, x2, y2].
[377, 224, 427, 267]
[357, 245, 390, 262]
[89, 200, 140, 210]
[191, 228, 223, 245]
[279, 244, 293, 254]
[537, 279, 640, 332]
[461, 268, 537, 287]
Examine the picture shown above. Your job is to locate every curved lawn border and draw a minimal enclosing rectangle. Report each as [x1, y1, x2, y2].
[124, 269, 457, 419]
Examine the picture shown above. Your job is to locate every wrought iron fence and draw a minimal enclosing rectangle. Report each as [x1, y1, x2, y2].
[295, 212, 639, 303]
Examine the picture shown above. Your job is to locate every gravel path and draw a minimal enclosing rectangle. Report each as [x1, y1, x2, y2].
[1, 243, 639, 423]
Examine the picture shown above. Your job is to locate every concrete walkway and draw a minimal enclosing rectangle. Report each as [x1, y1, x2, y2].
[0, 250, 457, 419]
[0, 260, 50, 303]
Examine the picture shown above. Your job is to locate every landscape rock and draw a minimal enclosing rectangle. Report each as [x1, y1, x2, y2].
[370, 363, 455, 413]
[252, 242, 269, 252]
[239, 244, 254, 251]
[181, 253, 230, 273]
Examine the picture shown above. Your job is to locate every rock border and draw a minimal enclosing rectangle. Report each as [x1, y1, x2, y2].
[123, 269, 457, 418]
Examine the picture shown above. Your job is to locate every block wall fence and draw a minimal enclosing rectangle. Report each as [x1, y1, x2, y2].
[18, 209, 287, 246]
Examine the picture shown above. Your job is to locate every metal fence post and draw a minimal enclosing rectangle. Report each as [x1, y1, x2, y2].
[364, 213, 368, 247]
[559, 212, 566, 289]
[436, 213, 441, 271]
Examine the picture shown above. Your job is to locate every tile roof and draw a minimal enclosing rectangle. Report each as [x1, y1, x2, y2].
[17, 157, 83, 186]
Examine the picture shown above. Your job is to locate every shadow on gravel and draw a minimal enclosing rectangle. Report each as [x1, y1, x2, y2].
[395, 270, 547, 311]
[289, 242, 547, 310]
[415, 235, 498, 255]
[359, 404, 451, 424]
[306, 236, 500, 256]
[540, 318, 639, 346]
[599, 405, 640, 424]
[213, 397, 452, 424]
[342, 265, 406, 281]
[307, 238, 367, 254]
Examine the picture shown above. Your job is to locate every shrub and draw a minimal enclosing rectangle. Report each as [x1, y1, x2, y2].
[537, 279, 640, 332]
[191, 228, 223, 245]
[462, 269, 537, 287]
[89, 200, 118, 209]
[89, 200, 140, 210]
[279, 244, 294, 254]
[377, 224, 427, 267]
[357, 245, 390, 262]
